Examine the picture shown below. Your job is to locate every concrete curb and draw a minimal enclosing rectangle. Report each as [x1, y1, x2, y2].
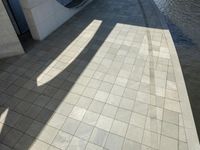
[149, 1, 200, 149]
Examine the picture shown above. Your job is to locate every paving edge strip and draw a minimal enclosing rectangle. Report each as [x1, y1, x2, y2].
[149, 0, 200, 149]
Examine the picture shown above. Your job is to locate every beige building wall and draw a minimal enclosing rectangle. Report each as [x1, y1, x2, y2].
[0, 0, 24, 58]
[19, 0, 93, 40]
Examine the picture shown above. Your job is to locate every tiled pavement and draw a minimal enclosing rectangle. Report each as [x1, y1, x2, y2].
[0, 0, 198, 150]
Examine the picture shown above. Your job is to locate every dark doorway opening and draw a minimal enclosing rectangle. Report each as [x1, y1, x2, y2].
[2, 0, 35, 51]
[57, 0, 88, 8]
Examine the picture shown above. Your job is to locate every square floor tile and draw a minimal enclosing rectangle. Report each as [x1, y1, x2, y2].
[85, 142, 103, 150]
[70, 83, 85, 95]
[2, 128, 23, 147]
[163, 109, 179, 125]
[14, 115, 33, 132]
[89, 100, 104, 114]
[38, 125, 58, 144]
[111, 85, 125, 96]
[35, 108, 53, 123]
[64, 93, 80, 105]
[76, 96, 92, 109]
[26, 121, 44, 137]
[130, 112, 146, 128]
[136, 91, 150, 104]
[89, 128, 108, 147]
[14, 134, 34, 150]
[56, 102, 74, 116]
[126, 125, 143, 143]
[82, 87, 97, 99]
[68, 137, 87, 150]
[34, 95, 51, 107]
[164, 99, 181, 113]
[99, 82, 113, 93]
[94, 91, 109, 102]
[133, 101, 148, 115]
[160, 136, 178, 150]
[115, 108, 131, 123]
[96, 115, 113, 131]
[123, 88, 137, 99]
[162, 122, 178, 139]
[105, 133, 124, 150]
[110, 120, 128, 137]
[87, 79, 101, 89]
[142, 130, 160, 149]
[82, 111, 99, 126]
[147, 105, 163, 120]
[75, 122, 94, 140]
[25, 104, 42, 119]
[119, 98, 134, 110]
[107, 94, 121, 107]
[102, 104, 117, 118]
[145, 117, 162, 134]
[48, 113, 66, 129]
[69, 106, 86, 121]
[115, 77, 128, 87]
[52, 130, 72, 150]
[62, 118, 80, 135]
[29, 139, 49, 150]
[123, 139, 141, 150]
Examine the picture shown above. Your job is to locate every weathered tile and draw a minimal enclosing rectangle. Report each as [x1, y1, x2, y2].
[52, 131, 72, 150]
[89, 100, 104, 113]
[165, 99, 181, 113]
[126, 125, 143, 143]
[163, 109, 179, 125]
[48, 113, 66, 129]
[134, 101, 148, 115]
[110, 120, 128, 137]
[68, 137, 87, 150]
[96, 115, 113, 131]
[89, 128, 108, 147]
[76, 96, 92, 109]
[162, 122, 178, 139]
[26, 121, 44, 137]
[130, 112, 146, 128]
[107, 94, 122, 107]
[38, 125, 58, 144]
[123, 139, 141, 150]
[62, 118, 80, 135]
[115, 108, 131, 123]
[94, 91, 109, 102]
[105, 133, 124, 150]
[85, 143, 103, 150]
[83, 111, 99, 126]
[160, 136, 178, 150]
[75, 122, 94, 140]
[102, 104, 117, 118]
[29, 140, 49, 150]
[69, 106, 86, 121]
[142, 130, 160, 149]
[119, 98, 134, 110]
[111, 85, 125, 96]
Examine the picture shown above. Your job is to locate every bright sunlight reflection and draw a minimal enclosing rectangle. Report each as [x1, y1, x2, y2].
[0, 108, 9, 133]
[37, 20, 102, 86]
